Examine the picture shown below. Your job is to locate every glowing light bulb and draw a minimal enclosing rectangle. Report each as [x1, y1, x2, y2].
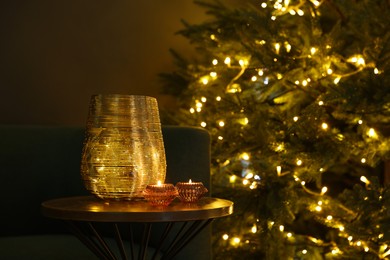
[189, 108, 195, 113]
[360, 176, 370, 184]
[310, 47, 317, 55]
[222, 234, 229, 240]
[296, 159, 302, 166]
[202, 78, 209, 85]
[327, 68, 333, 75]
[231, 237, 241, 246]
[258, 69, 264, 76]
[293, 116, 299, 122]
[321, 123, 328, 130]
[285, 42, 291, 52]
[229, 175, 236, 183]
[216, 96, 221, 101]
[279, 225, 284, 232]
[224, 57, 231, 65]
[327, 215, 333, 220]
[318, 101, 324, 106]
[315, 205, 322, 212]
[261, 2, 267, 8]
[287, 232, 292, 237]
[200, 122, 207, 127]
[212, 59, 218, 65]
[251, 224, 257, 233]
[334, 77, 341, 84]
[218, 120, 225, 127]
[274, 43, 281, 54]
[210, 71, 217, 77]
[321, 186, 328, 194]
[251, 76, 257, 81]
[241, 153, 250, 160]
[276, 166, 282, 176]
[302, 249, 307, 254]
[361, 158, 366, 164]
[367, 128, 377, 138]
[297, 9, 304, 16]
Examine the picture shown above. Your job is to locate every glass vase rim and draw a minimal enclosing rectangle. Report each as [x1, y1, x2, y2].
[92, 94, 157, 100]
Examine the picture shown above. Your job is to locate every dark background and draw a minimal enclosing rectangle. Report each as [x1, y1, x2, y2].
[0, 0, 208, 126]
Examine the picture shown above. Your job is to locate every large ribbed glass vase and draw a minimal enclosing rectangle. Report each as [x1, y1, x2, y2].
[80, 94, 166, 200]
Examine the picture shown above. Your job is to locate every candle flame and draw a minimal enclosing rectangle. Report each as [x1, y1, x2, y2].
[157, 180, 162, 186]
[189, 179, 192, 184]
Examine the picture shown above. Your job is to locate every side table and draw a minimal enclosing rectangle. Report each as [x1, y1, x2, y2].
[41, 196, 233, 260]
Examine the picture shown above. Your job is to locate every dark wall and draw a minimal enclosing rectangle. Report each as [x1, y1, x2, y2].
[0, 1, 206, 126]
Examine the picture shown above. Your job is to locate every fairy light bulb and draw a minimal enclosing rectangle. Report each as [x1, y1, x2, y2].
[287, 232, 292, 237]
[212, 59, 218, 65]
[339, 226, 345, 231]
[222, 234, 229, 240]
[310, 47, 317, 55]
[202, 78, 209, 85]
[327, 215, 333, 220]
[374, 68, 379, 74]
[321, 122, 328, 130]
[318, 100, 324, 106]
[297, 9, 304, 16]
[231, 237, 241, 246]
[218, 120, 225, 127]
[279, 225, 284, 232]
[334, 77, 341, 84]
[241, 152, 250, 160]
[200, 122, 207, 127]
[189, 108, 195, 113]
[321, 186, 328, 194]
[210, 71, 217, 78]
[258, 69, 264, 76]
[285, 42, 292, 52]
[302, 249, 307, 254]
[251, 224, 257, 233]
[361, 158, 366, 163]
[360, 176, 370, 184]
[224, 57, 231, 65]
[229, 175, 237, 183]
[276, 166, 282, 176]
[251, 76, 257, 81]
[293, 116, 299, 122]
[327, 68, 333, 75]
[296, 159, 302, 166]
[201, 97, 207, 102]
[367, 128, 377, 138]
[210, 34, 216, 40]
[261, 2, 267, 8]
[216, 96, 221, 101]
[274, 43, 281, 54]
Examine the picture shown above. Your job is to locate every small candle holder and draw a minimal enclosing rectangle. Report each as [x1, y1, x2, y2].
[176, 180, 208, 203]
[143, 182, 178, 207]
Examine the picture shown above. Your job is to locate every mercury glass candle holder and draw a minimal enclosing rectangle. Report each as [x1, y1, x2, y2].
[176, 180, 208, 203]
[80, 94, 166, 201]
[143, 182, 178, 207]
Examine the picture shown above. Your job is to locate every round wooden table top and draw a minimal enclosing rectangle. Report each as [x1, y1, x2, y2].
[41, 196, 233, 223]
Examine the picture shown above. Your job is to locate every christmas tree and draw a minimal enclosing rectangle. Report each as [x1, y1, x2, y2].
[160, 0, 390, 259]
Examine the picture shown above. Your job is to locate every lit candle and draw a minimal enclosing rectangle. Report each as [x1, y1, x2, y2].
[143, 181, 178, 207]
[176, 179, 208, 203]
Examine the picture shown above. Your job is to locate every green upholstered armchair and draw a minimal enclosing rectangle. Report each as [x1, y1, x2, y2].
[0, 125, 211, 260]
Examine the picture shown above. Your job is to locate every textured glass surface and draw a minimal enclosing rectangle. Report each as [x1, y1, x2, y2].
[81, 94, 166, 200]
